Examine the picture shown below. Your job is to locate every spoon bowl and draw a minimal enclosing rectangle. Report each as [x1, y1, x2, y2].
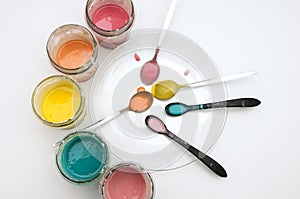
[84, 91, 153, 131]
[151, 80, 182, 100]
[140, 49, 160, 84]
[128, 91, 153, 112]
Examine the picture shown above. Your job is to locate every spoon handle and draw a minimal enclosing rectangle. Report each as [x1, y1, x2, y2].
[157, 0, 178, 48]
[185, 70, 259, 88]
[84, 107, 128, 131]
[196, 98, 261, 109]
[167, 131, 227, 177]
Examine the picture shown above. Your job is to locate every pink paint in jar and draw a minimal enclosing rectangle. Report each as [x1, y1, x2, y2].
[85, 0, 135, 49]
[99, 162, 154, 199]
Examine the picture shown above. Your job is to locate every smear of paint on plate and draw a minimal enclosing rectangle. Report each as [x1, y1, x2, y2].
[134, 53, 140, 61]
[184, 69, 190, 76]
[137, 87, 145, 92]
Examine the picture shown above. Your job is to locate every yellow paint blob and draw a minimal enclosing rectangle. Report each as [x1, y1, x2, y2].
[41, 83, 81, 123]
[151, 80, 181, 100]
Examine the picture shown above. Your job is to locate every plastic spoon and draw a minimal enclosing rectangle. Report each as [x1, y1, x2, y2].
[84, 91, 153, 131]
[145, 115, 227, 177]
[140, 0, 178, 84]
[165, 98, 261, 116]
[151, 70, 259, 100]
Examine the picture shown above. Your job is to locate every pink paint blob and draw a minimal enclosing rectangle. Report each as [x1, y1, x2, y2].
[134, 53, 140, 61]
[140, 48, 160, 85]
[146, 116, 167, 133]
[184, 69, 190, 76]
[140, 62, 159, 84]
[104, 166, 148, 199]
[92, 4, 129, 31]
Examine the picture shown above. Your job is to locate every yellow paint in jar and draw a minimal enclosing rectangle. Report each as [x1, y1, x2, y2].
[32, 75, 85, 128]
[42, 83, 81, 123]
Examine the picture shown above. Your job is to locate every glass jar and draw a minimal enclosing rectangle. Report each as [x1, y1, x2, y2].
[55, 131, 109, 185]
[85, 0, 135, 49]
[99, 162, 155, 199]
[31, 75, 86, 129]
[46, 24, 99, 82]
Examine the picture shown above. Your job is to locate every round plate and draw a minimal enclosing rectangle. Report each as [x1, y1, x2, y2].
[89, 29, 227, 171]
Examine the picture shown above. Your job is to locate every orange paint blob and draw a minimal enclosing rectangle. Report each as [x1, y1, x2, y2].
[137, 87, 145, 92]
[57, 40, 93, 69]
[130, 96, 150, 112]
[129, 92, 153, 113]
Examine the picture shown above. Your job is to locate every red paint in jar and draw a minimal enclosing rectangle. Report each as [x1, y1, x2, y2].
[92, 4, 129, 31]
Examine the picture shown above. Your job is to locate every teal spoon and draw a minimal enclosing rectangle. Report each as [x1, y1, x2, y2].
[165, 98, 261, 116]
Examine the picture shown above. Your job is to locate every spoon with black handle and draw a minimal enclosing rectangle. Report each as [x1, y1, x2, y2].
[145, 115, 227, 177]
[165, 98, 261, 116]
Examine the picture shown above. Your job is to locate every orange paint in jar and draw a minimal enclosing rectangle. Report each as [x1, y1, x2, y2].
[46, 24, 99, 82]
[57, 40, 93, 69]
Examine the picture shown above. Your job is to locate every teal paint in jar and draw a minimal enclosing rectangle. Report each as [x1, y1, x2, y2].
[55, 131, 108, 185]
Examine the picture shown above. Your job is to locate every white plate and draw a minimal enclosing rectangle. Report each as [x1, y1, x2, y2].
[89, 29, 227, 171]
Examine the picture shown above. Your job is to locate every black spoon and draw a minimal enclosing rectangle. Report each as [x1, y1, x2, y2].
[165, 98, 261, 116]
[145, 115, 227, 178]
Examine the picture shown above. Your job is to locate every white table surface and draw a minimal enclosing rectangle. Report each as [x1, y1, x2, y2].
[1, 0, 300, 198]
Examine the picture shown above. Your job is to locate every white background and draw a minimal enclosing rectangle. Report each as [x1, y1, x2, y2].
[1, 0, 299, 198]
